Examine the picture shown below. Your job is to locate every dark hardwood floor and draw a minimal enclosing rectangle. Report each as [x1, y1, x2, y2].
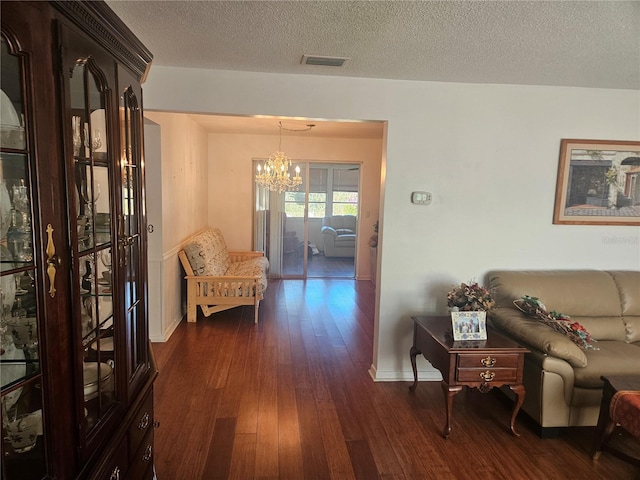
[282, 251, 355, 278]
[151, 279, 638, 480]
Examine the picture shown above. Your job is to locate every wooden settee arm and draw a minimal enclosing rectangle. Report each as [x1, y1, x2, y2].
[228, 251, 264, 262]
[183, 274, 260, 282]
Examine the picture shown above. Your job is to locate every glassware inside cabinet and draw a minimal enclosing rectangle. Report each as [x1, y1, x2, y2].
[0, 39, 25, 151]
[70, 59, 117, 436]
[1, 34, 46, 480]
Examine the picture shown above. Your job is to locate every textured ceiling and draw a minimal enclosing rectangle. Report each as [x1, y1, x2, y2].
[108, 0, 639, 136]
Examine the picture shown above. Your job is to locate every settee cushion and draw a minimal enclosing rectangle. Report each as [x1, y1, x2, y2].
[226, 258, 269, 294]
[182, 227, 230, 276]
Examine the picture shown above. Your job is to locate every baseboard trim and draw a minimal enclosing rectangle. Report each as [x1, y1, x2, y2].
[368, 364, 442, 382]
[149, 312, 183, 343]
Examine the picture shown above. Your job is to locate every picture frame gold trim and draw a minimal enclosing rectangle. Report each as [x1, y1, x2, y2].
[553, 139, 640, 225]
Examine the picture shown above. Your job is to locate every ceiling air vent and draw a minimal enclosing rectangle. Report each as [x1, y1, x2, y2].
[301, 55, 350, 67]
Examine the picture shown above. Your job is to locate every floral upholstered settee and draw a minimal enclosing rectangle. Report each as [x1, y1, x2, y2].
[178, 228, 268, 324]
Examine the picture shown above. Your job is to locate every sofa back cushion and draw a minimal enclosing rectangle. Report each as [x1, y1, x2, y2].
[323, 215, 357, 232]
[610, 270, 640, 342]
[488, 270, 630, 342]
[182, 227, 231, 276]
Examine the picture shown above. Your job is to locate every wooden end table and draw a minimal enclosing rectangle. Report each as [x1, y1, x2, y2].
[409, 315, 529, 439]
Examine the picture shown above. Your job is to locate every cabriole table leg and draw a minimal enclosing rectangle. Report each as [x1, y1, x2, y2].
[508, 384, 526, 437]
[409, 346, 420, 391]
[441, 381, 463, 439]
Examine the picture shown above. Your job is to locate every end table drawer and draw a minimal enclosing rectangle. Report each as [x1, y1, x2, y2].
[457, 368, 518, 383]
[457, 354, 519, 369]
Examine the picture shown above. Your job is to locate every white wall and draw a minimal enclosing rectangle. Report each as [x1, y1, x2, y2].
[207, 132, 382, 279]
[142, 66, 640, 377]
[143, 111, 209, 341]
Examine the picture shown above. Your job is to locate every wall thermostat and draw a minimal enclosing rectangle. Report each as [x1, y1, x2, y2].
[411, 191, 432, 205]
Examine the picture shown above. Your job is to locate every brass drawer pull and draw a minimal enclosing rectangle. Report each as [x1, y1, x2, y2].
[480, 370, 495, 382]
[45, 224, 59, 298]
[109, 466, 120, 480]
[481, 356, 496, 367]
[138, 412, 150, 430]
[142, 444, 153, 462]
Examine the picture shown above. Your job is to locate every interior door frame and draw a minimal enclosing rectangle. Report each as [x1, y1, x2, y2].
[252, 159, 362, 279]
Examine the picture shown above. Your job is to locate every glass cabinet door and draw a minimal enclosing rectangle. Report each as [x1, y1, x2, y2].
[0, 34, 47, 480]
[69, 60, 117, 438]
[118, 78, 148, 396]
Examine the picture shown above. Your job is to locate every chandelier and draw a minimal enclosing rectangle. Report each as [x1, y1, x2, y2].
[255, 122, 312, 193]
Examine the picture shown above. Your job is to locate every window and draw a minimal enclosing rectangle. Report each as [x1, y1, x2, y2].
[332, 191, 358, 215]
[281, 166, 358, 218]
[331, 168, 358, 216]
[284, 191, 326, 218]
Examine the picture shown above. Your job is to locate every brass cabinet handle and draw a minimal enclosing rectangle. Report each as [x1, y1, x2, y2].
[45, 224, 59, 298]
[109, 466, 120, 480]
[480, 370, 495, 382]
[142, 444, 153, 462]
[138, 412, 150, 430]
[481, 356, 496, 367]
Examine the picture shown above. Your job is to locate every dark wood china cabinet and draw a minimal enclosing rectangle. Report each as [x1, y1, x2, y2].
[0, 2, 157, 479]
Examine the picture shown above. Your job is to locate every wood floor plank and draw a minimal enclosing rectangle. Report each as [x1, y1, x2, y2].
[346, 439, 380, 480]
[255, 346, 279, 478]
[151, 279, 637, 480]
[202, 417, 237, 480]
[277, 364, 304, 480]
[295, 387, 331, 479]
[228, 433, 257, 480]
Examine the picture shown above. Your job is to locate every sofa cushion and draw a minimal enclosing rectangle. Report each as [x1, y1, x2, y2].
[610, 270, 640, 316]
[335, 234, 356, 245]
[490, 307, 588, 367]
[513, 297, 597, 350]
[574, 341, 640, 388]
[183, 227, 230, 276]
[323, 215, 357, 232]
[489, 270, 622, 318]
[609, 271, 640, 342]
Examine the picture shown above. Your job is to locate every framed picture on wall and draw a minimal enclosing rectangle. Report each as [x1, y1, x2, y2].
[553, 139, 640, 225]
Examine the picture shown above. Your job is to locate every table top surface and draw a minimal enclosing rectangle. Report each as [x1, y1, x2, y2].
[412, 315, 529, 354]
[601, 375, 640, 392]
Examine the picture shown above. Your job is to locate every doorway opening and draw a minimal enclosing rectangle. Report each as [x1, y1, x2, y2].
[254, 162, 360, 278]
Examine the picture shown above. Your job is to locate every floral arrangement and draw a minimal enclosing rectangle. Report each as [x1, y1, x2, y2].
[549, 310, 596, 348]
[447, 281, 495, 312]
[513, 295, 597, 350]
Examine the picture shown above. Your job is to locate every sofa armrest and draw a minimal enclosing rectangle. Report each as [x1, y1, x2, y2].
[321, 226, 338, 237]
[490, 307, 588, 368]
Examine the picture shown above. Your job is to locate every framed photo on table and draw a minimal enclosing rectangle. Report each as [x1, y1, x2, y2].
[553, 139, 640, 225]
[450, 311, 487, 341]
